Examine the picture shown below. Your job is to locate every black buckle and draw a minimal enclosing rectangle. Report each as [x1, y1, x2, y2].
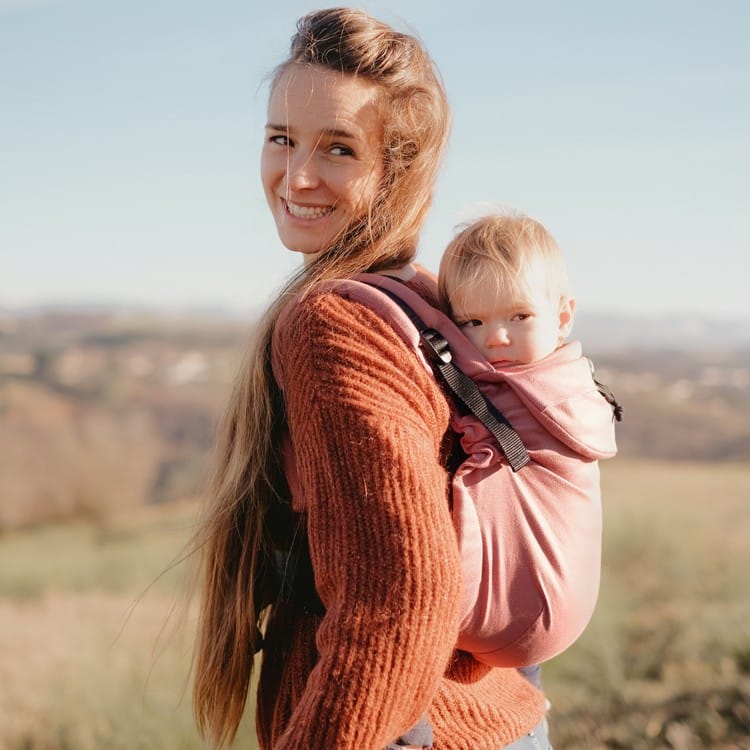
[421, 329, 452, 364]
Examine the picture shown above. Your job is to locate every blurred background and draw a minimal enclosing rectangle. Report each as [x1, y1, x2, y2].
[1, 1, 749, 748]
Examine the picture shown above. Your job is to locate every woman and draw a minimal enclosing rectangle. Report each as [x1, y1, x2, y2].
[192, 8, 550, 749]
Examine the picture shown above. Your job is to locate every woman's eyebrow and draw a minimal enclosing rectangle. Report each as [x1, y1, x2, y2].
[265, 123, 358, 140]
[321, 127, 357, 139]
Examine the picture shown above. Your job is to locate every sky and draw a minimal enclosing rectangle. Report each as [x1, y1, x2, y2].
[2, 0, 749, 317]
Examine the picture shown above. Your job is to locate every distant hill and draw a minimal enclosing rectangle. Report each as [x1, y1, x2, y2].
[1, 305, 749, 529]
[4, 305, 749, 354]
[575, 311, 750, 355]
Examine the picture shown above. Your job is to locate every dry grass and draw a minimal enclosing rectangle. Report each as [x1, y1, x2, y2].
[0, 460, 748, 749]
[0, 502, 257, 750]
[543, 460, 750, 749]
[0, 592, 195, 750]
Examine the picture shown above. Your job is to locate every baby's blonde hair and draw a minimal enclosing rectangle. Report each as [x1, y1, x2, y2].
[438, 212, 570, 316]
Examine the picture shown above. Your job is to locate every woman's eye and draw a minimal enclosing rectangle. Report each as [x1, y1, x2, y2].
[329, 144, 354, 157]
[269, 134, 290, 146]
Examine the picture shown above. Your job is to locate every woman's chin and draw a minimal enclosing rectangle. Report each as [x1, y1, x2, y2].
[276, 228, 330, 258]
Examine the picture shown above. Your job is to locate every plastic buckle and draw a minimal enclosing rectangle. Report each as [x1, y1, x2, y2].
[421, 329, 452, 364]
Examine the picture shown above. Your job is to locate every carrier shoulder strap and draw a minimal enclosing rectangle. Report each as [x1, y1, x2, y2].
[376, 285, 530, 473]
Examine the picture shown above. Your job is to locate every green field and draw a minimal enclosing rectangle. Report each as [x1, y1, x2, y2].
[0, 460, 748, 749]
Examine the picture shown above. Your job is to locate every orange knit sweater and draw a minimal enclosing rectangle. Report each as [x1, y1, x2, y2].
[260, 269, 546, 749]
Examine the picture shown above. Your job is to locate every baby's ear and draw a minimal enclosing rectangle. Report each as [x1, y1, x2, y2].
[558, 296, 576, 338]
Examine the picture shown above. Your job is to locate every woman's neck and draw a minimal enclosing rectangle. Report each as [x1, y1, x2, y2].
[374, 263, 416, 281]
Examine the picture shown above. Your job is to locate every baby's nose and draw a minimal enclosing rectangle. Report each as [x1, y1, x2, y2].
[486, 324, 510, 347]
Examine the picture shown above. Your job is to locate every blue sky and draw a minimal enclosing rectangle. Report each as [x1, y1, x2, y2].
[2, 0, 748, 316]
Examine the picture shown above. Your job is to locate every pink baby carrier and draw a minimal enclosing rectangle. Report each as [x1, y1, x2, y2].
[329, 273, 622, 668]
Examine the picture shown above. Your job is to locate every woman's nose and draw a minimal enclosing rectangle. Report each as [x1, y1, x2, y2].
[287, 151, 319, 190]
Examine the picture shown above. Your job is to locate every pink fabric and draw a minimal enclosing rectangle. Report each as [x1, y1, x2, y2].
[330, 274, 617, 667]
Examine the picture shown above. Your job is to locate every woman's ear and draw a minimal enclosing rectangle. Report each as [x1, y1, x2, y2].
[558, 296, 576, 339]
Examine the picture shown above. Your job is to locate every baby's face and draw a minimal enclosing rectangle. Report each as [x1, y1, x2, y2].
[450, 265, 573, 365]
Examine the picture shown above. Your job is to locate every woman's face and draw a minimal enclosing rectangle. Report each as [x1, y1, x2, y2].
[261, 65, 384, 258]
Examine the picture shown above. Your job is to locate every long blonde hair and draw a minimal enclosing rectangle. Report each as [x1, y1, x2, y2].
[192, 8, 450, 747]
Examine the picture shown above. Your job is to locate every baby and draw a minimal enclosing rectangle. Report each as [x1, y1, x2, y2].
[375, 212, 621, 748]
[438, 211, 575, 368]
[437, 210, 620, 686]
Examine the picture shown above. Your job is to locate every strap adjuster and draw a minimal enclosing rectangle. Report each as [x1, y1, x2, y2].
[376, 283, 530, 472]
[421, 329, 452, 364]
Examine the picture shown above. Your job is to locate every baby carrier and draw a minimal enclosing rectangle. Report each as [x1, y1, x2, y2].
[323, 272, 623, 667]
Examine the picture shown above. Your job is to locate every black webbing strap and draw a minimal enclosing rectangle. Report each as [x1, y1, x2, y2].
[377, 286, 530, 472]
[594, 378, 624, 422]
[587, 359, 624, 423]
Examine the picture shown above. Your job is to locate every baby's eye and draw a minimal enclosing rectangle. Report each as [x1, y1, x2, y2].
[513, 313, 531, 322]
[459, 319, 482, 328]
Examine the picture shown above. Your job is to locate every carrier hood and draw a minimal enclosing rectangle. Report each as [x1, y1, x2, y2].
[477, 342, 619, 460]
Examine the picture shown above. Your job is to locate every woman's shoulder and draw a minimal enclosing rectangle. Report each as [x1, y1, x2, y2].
[276, 284, 398, 346]
[276, 267, 437, 349]
[278, 264, 437, 325]
[272, 283, 430, 389]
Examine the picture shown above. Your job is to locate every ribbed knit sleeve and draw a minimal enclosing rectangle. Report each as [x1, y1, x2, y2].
[271, 290, 462, 749]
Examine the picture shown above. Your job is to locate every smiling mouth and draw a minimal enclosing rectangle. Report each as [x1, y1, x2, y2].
[284, 199, 335, 219]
